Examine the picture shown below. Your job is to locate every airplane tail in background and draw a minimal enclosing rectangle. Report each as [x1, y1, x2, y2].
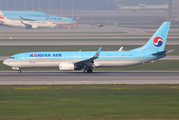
[131, 21, 171, 52]
[0, 10, 8, 21]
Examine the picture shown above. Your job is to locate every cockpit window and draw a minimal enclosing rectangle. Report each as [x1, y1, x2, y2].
[9, 57, 15, 59]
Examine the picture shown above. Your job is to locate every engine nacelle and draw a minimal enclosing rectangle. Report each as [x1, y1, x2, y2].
[59, 62, 74, 71]
[32, 25, 38, 28]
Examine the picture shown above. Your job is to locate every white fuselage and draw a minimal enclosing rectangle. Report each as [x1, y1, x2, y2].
[22, 21, 57, 28]
[0, 18, 57, 28]
[2, 20, 26, 27]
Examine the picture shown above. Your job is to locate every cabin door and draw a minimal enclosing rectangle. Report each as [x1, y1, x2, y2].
[138, 53, 143, 62]
[20, 54, 24, 60]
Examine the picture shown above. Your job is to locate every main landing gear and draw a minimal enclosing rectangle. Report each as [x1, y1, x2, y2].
[18, 69, 21, 73]
[83, 68, 93, 73]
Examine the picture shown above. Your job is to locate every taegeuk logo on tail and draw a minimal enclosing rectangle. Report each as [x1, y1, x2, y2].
[153, 36, 164, 47]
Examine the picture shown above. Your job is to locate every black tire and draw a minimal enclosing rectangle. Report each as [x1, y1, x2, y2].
[87, 69, 93, 73]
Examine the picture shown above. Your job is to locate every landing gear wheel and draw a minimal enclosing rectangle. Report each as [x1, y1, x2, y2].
[87, 69, 93, 73]
[84, 68, 93, 73]
[18, 70, 21, 73]
[83, 69, 87, 73]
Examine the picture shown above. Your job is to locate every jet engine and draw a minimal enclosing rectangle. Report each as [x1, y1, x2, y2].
[59, 62, 82, 71]
[59, 62, 74, 71]
[32, 25, 38, 28]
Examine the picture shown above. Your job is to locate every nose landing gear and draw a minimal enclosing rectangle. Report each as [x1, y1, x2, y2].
[12, 67, 21, 73]
[18, 70, 21, 73]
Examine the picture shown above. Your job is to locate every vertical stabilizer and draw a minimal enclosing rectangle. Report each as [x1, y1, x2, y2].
[0, 10, 8, 21]
[131, 21, 171, 52]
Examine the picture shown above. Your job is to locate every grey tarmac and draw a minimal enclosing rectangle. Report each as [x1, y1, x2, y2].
[1, 36, 179, 39]
[0, 71, 179, 85]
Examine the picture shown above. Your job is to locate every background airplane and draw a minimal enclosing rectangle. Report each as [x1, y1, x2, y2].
[3, 22, 173, 73]
[1, 11, 75, 25]
[0, 11, 57, 28]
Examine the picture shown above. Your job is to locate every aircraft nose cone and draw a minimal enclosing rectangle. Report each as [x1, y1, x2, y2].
[3, 60, 8, 65]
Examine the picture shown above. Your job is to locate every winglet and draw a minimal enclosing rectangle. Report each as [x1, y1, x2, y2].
[93, 47, 102, 59]
[118, 46, 123, 51]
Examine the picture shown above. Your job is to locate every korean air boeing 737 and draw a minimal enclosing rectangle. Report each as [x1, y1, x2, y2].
[3, 22, 174, 73]
[1, 10, 74, 25]
[0, 11, 57, 29]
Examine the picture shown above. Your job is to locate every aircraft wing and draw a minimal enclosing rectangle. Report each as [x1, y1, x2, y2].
[74, 47, 102, 68]
[20, 16, 36, 21]
[21, 20, 32, 28]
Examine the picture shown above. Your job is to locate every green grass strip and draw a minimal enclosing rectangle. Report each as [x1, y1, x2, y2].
[0, 84, 179, 119]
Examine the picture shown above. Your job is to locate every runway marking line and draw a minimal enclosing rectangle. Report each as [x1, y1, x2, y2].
[48, 81, 91, 85]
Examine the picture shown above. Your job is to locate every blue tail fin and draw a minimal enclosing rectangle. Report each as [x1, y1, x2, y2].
[131, 21, 171, 52]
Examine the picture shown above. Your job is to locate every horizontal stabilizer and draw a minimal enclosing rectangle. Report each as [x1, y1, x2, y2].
[166, 49, 175, 54]
[152, 49, 175, 56]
